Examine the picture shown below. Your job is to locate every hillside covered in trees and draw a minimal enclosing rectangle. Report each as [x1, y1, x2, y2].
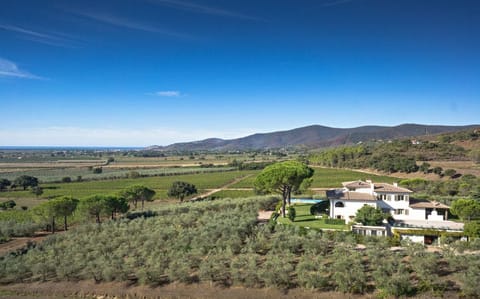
[309, 128, 480, 174]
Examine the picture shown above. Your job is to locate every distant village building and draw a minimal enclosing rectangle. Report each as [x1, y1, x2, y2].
[326, 180, 464, 245]
[411, 139, 421, 145]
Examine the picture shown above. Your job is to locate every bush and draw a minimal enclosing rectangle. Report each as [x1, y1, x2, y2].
[61, 177, 72, 183]
[310, 201, 329, 215]
[259, 253, 294, 289]
[0, 221, 40, 239]
[296, 254, 329, 290]
[92, 167, 102, 174]
[324, 218, 346, 225]
[288, 206, 296, 222]
[0, 200, 16, 210]
[332, 248, 366, 293]
[230, 254, 260, 287]
[127, 171, 141, 178]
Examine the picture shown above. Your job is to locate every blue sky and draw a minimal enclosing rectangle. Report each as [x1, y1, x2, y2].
[0, 0, 479, 146]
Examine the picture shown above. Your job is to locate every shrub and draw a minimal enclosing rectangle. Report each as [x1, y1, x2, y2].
[296, 254, 329, 290]
[259, 253, 294, 289]
[324, 218, 346, 225]
[230, 254, 260, 287]
[332, 247, 366, 294]
[288, 206, 296, 222]
[0, 200, 16, 210]
[310, 201, 329, 215]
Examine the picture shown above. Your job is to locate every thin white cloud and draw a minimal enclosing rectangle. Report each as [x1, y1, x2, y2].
[0, 57, 43, 79]
[152, 90, 181, 97]
[0, 126, 254, 147]
[150, 0, 263, 21]
[74, 11, 192, 39]
[0, 24, 80, 48]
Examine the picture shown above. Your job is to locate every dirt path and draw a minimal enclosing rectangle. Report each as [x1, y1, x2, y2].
[0, 232, 54, 256]
[0, 281, 379, 299]
[191, 174, 254, 201]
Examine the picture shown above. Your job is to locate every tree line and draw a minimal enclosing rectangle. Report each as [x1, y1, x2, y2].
[309, 138, 472, 174]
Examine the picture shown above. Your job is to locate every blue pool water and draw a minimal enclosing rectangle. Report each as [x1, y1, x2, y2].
[290, 198, 325, 204]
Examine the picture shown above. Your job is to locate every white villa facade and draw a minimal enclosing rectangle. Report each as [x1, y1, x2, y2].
[326, 180, 464, 244]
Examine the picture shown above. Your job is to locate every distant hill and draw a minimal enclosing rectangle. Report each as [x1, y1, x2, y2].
[148, 124, 479, 151]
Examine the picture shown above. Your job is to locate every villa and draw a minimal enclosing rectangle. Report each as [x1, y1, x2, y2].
[326, 180, 464, 244]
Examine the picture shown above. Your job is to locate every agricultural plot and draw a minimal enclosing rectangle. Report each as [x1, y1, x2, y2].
[229, 167, 397, 189]
[0, 166, 236, 183]
[0, 170, 257, 200]
[1, 196, 479, 298]
[209, 189, 256, 198]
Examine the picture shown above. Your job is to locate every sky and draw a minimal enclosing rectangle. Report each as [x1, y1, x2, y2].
[0, 0, 479, 146]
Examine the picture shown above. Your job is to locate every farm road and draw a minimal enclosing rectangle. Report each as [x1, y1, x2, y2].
[191, 174, 254, 201]
[0, 232, 56, 256]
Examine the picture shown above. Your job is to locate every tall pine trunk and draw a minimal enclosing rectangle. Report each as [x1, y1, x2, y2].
[64, 215, 68, 231]
[287, 187, 292, 206]
[51, 216, 55, 234]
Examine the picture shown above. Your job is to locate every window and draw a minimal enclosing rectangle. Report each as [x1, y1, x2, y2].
[394, 209, 404, 215]
[405, 209, 409, 215]
[335, 201, 344, 208]
[395, 195, 405, 201]
[377, 194, 387, 200]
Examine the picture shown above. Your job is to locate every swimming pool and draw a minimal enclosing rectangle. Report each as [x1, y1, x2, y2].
[290, 198, 325, 204]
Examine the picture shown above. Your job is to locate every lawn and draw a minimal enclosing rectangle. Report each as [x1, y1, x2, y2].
[277, 203, 349, 230]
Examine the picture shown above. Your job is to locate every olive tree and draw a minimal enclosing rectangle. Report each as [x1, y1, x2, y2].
[254, 161, 314, 217]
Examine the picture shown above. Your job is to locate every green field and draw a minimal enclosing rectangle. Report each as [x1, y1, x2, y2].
[209, 189, 256, 198]
[0, 170, 258, 200]
[0, 166, 236, 183]
[0, 197, 45, 210]
[277, 204, 348, 230]
[230, 167, 397, 188]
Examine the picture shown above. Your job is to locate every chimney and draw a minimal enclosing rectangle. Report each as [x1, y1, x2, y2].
[393, 182, 398, 187]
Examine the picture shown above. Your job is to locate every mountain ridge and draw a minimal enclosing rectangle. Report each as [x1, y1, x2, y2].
[147, 124, 480, 151]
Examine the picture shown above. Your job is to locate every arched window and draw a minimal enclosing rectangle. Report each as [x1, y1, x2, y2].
[335, 201, 344, 208]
